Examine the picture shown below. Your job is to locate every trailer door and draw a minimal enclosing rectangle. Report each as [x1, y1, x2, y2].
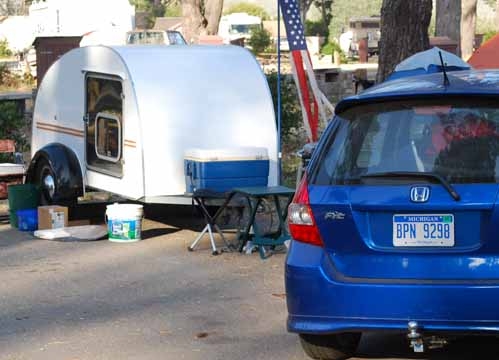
[85, 74, 123, 177]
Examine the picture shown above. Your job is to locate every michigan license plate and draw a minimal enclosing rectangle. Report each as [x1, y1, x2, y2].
[393, 214, 454, 247]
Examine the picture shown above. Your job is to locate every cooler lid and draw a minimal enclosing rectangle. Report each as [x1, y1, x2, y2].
[184, 147, 269, 162]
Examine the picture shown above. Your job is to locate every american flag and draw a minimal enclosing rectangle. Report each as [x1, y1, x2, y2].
[279, 0, 324, 142]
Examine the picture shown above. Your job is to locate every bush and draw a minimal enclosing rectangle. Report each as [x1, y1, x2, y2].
[305, 20, 328, 37]
[0, 100, 28, 161]
[248, 28, 271, 54]
[224, 3, 270, 20]
[321, 41, 348, 63]
[164, 3, 181, 17]
[0, 64, 33, 90]
[266, 72, 307, 186]
[483, 30, 498, 43]
[0, 40, 12, 58]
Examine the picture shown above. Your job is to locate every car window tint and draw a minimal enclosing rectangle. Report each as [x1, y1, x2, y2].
[311, 98, 499, 185]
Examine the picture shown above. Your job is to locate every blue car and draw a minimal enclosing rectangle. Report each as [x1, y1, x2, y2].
[286, 69, 499, 359]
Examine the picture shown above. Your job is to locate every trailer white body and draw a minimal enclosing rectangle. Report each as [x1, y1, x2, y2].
[29, 45, 278, 204]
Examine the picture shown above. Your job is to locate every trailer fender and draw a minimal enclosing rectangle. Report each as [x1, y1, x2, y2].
[26, 143, 83, 204]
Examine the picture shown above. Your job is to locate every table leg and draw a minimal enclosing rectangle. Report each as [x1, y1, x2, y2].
[238, 196, 261, 252]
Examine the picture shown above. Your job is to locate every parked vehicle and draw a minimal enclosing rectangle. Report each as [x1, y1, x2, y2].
[26, 45, 278, 205]
[218, 12, 262, 44]
[286, 69, 499, 359]
[339, 16, 380, 57]
[126, 30, 187, 45]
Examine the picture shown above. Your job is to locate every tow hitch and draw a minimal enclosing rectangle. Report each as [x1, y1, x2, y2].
[407, 321, 448, 353]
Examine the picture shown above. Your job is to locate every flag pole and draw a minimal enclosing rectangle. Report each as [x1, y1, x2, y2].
[277, 0, 282, 185]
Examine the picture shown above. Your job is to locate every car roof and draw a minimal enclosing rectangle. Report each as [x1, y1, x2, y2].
[335, 69, 499, 114]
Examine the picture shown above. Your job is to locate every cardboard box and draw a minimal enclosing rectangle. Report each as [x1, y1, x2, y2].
[38, 205, 68, 230]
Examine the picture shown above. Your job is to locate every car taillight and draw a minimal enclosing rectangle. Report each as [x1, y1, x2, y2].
[288, 173, 324, 247]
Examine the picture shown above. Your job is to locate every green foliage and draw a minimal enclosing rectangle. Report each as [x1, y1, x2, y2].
[266, 72, 305, 186]
[483, 30, 498, 43]
[305, 20, 328, 37]
[321, 41, 347, 62]
[0, 40, 12, 58]
[266, 72, 302, 139]
[0, 64, 34, 91]
[320, 41, 338, 55]
[164, 3, 181, 17]
[130, 0, 178, 28]
[224, 2, 270, 20]
[248, 28, 271, 54]
[328, 0, 382, 40]
[0, 100, 28, 159]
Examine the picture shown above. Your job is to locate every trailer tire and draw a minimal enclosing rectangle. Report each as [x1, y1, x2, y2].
[35, 158, 78, 206]
[27, 144, 82, 206]
[35, 158, 57, 205]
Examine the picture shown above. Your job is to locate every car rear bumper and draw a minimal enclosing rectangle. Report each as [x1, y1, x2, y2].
[286, 241, 499, 335]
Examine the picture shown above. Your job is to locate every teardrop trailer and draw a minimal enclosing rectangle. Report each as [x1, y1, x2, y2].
[25, 45, 278, 204]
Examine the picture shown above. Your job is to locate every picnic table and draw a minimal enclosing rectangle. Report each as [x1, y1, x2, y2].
[188, 186, 296, 259]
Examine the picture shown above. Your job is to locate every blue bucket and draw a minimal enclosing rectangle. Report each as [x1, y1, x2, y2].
[16, 208, 38, 231]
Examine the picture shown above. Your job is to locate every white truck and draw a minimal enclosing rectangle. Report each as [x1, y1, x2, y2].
[26, 45, 278, 204]
[218, 12, 262, 44]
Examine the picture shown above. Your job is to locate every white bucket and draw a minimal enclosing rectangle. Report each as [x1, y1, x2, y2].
[106, 203, 144, 242]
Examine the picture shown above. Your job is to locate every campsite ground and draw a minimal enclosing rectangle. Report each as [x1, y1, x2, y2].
[1, 206, 499, 360]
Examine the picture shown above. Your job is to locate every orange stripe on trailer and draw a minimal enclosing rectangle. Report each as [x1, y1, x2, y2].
[36, 123, 84, 137]
[124, 140, 136, 148]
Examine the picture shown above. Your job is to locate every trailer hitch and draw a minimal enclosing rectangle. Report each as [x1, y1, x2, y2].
[407, 321, 448, 353]
[407, 321, 424, 352]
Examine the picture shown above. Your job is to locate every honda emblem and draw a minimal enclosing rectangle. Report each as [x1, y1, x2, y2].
[410, 186, 430, 203]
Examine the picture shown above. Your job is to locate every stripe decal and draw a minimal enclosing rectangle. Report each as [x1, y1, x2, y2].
[36, 122, 84, 137]
[124, 140, 136, 148]
[37, 122, 137, 148]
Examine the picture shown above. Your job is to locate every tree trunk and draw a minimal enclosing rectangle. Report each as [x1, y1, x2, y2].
[204, 0, 224, 35]
[299, 0, 313, 26]
[376, 0, 432, 83]
[320, 1, 329, 36]
[182, 0, 205, 44]
[182, 0, 223, 42]
[461, 0, 477, 60]
[435, 0, 461, 56]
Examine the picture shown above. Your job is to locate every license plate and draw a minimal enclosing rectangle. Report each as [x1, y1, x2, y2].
[393, 214, 454, 247]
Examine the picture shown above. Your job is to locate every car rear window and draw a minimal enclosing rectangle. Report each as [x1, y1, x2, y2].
[310, 98, 499, 185]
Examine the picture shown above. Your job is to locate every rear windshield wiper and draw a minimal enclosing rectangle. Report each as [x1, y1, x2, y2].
[360, 171, 461, 201]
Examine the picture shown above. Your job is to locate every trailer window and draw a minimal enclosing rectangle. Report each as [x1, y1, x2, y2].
[95, 113, 121, 162]
[85, 75, 123, 177]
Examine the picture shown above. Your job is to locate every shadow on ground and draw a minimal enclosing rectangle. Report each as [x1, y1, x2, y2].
[355, 333, 499, 359]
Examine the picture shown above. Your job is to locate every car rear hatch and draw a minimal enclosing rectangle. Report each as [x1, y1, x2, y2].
[307, 97, 499, 281]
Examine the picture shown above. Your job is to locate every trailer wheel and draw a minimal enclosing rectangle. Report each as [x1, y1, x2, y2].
[35, 158, 56, 205]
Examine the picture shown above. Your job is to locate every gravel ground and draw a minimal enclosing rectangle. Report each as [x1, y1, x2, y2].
[1, 209, 499, 360]
[0, 215, 305, 360]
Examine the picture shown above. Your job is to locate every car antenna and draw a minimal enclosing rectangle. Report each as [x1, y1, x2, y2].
[438, 50, 450, 87]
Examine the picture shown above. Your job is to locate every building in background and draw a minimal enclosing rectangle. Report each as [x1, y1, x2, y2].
[29, 0, 135, 39]
[339, 16, 380, 57]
